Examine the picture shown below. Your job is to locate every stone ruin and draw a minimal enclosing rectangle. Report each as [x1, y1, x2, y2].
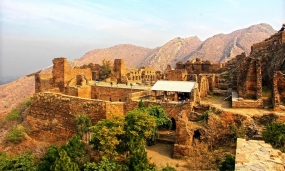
[229, 31, 285, 110]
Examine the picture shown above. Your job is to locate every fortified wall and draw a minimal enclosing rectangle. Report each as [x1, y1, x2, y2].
[26, 92, 194, 144]
[26, 92, 125, 144]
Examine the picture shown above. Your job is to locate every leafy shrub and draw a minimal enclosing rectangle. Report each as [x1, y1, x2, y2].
[198, 110, 209, 123]
[1, 152, 36, 171]
[6, 125, 25, 143]
[262, 122, 285, 149]
[6, 108, 21, 121]
[219, 154, 235, 171]
[161, 164, 176, 171]
[84, 158, 128, 171]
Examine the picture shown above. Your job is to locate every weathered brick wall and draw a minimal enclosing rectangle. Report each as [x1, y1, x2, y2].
[167, 69, 187, 81]
[91, 86, 141, 102]
[65, 86, 78, 96]
[106, 102, 125, 118]
[26, 92, 108, 144]
[232, 99, 263, 108]
[52, 58, 92, 92]
[78, 86, 92, 99]
[131, 90, 152, 100]
[237, 58, 260, 99]
[273, 71, 285, 111]
[35, 74, 53, 93]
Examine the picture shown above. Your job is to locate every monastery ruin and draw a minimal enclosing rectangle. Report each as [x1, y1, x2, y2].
[26, 31, 285, 167]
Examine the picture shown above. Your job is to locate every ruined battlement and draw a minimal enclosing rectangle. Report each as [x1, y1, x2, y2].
[175, 58, 223, 74]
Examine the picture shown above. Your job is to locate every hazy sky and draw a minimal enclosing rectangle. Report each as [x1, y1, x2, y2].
[0, 0, 284, 79]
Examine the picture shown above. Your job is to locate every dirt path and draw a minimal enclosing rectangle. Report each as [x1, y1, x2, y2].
[146, 143, 188, 171]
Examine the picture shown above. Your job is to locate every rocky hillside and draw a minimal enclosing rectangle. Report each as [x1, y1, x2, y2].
[74, 44, 157, 68]
[185, 23, 276, 63]
[0, 76, 35, 118]
[140, 36, 202, 71]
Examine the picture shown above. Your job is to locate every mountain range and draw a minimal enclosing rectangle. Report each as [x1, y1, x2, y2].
[0, 23, 276, 117]
[74, 23, 275, 71]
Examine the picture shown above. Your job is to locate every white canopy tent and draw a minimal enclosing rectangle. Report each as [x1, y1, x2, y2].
[151, 80, 196, 92]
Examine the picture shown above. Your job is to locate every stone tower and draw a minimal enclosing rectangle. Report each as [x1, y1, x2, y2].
[113, 59, 127, 81]
[52, 57, 71, 92]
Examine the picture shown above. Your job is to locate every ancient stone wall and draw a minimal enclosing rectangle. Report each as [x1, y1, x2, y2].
[50, 58, 92, 92]
[26, 92, 108, 143]
[35, 74, 53, 93]
[130, 90, 152, 100]
[175, 58, 223, 74]
[173, 110, 204, 158]
[237, 57, 262, 99]
[232, 91, 263, 108]
[91, 86, 141, 102]
[167, 69, 188, 81]
[273, 71, 285, 111]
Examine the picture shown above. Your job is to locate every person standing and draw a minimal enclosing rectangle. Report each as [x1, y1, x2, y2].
[279, 23, 285, 32]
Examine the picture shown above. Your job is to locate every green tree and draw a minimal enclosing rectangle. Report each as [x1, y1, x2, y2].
[75, 114, 92, 138]
[147, 106, 171, 129]
[54, 150, 80, 171]
[138, 99, 146, 108]
[100, 59, 112, 79]
[263, 122, 285, 149]
[61, 135, 89, 169]
[2, 152, 37, 171]
[84, 157, 128, 171]
[90, 114, 125, 160]
[124, 109, 157, 171]
[37, 145, 60, 171]
[146, 106, 171, 145]
[219, 154, 235, 171]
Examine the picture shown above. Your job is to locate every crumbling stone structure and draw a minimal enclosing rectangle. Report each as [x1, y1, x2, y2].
[175, 58, 223, 74]
[233, 31, 285, 110]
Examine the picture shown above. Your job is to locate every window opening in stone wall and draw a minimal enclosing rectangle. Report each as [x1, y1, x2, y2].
[193, 130, 201, 140]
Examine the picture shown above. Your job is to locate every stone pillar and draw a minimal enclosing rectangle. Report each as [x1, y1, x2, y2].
[174, 92, 178, 101]
[256, 59, 262, 99]
[164, 91, 167, 99]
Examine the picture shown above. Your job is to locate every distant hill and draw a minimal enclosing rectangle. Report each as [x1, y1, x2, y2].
[76, 23, 275, 71]
[184, 23, 276, 63]
[0, 23, 277, 117]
